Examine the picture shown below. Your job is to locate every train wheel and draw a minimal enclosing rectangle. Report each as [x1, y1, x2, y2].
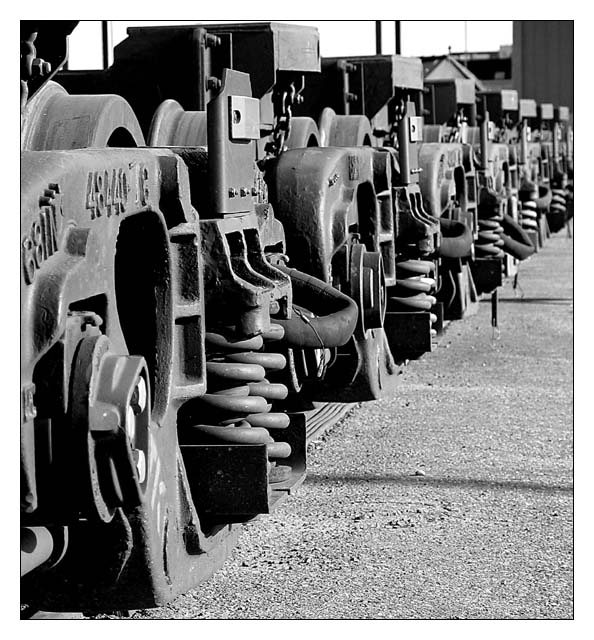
[318, 107, 374, 147]
[284, 116, 320, 149]
[21, 81, 145, 150]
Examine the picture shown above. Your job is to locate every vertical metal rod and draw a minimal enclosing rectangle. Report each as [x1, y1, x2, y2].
[397, 115, 411, 185]
[430, 85, 436, 125]
[375, 21, 382, 55]
[480, 97, 490, 171]
[463, 20, 468, 67]
[469, 102, 477, 127]
[395, 21, 401, 55]
[101, 20, 111, 70]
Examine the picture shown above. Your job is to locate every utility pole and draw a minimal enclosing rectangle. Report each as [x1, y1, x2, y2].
[375, 21, 382, 54]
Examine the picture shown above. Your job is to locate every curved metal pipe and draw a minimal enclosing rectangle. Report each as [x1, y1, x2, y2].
[501, 214, 536, 261]
[21, 527, 54, 577]
[273, 265, 359, 348]
[438, 218, 474, 259]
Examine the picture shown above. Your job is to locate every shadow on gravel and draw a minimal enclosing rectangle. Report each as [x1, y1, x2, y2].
[496, 297, 573, 305]
[305, 473, 573, 494]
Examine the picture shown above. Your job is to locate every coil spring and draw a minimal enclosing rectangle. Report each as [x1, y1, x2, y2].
[520, 200, 538, 232]
[550, 188, 568, 220]
[475, 215, 505, 259]
[391, 259, 438, 336]
[190, 325, 292, 484]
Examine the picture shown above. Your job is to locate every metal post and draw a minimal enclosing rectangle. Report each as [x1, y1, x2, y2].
[395, 21, 401, 55]
[375, 21, 382, 55]
[101, 20, 112, 70]
[463, 21, 468, 67]
[397, 113, 411, 185]
[469, 102, 477, 127]
[480, 97, 490, 171]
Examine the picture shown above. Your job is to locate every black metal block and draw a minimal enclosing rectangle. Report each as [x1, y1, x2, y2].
[426, 79, 475, 125]
[180, 444, 270, 522]
[469, 257, 503, 295]
[383, 310, 433, 359]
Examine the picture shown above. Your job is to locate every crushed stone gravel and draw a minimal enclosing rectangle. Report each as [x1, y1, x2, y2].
[121, 233, 573, 620]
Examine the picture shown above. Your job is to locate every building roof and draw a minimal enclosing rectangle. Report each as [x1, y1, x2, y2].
[422, 55, 486, 93]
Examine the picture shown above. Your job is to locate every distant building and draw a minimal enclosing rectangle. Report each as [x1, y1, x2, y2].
[423, 46, 512, 92]
[512, 21, 573, 113]
[421, 21, 573, 113]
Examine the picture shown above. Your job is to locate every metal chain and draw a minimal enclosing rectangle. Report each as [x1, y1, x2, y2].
[262, 76, 305, 164]
[388, 98, 407, 146]
[447, 108, 466, 143]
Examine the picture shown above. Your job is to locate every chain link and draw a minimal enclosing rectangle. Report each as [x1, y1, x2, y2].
[262, 76, 305, 164]
[387, 98, 407, 146]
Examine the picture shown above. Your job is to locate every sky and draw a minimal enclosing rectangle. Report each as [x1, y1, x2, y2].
[66, 20, 513, 70]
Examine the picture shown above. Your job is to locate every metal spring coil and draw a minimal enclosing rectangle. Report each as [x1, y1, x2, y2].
[550, 189, 567, 218]
[391, 259, 438, 337]
[189, 325, 292, 484]
[475, 216, 505, 259]
[520, 200, 538, 232]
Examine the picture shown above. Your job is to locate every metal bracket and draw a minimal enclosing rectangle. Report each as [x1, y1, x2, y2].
[229, 95, 261, 140]
[409, 116, 423, 142]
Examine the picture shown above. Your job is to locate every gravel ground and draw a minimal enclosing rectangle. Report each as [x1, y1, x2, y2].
[130, 232, 573, 620]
